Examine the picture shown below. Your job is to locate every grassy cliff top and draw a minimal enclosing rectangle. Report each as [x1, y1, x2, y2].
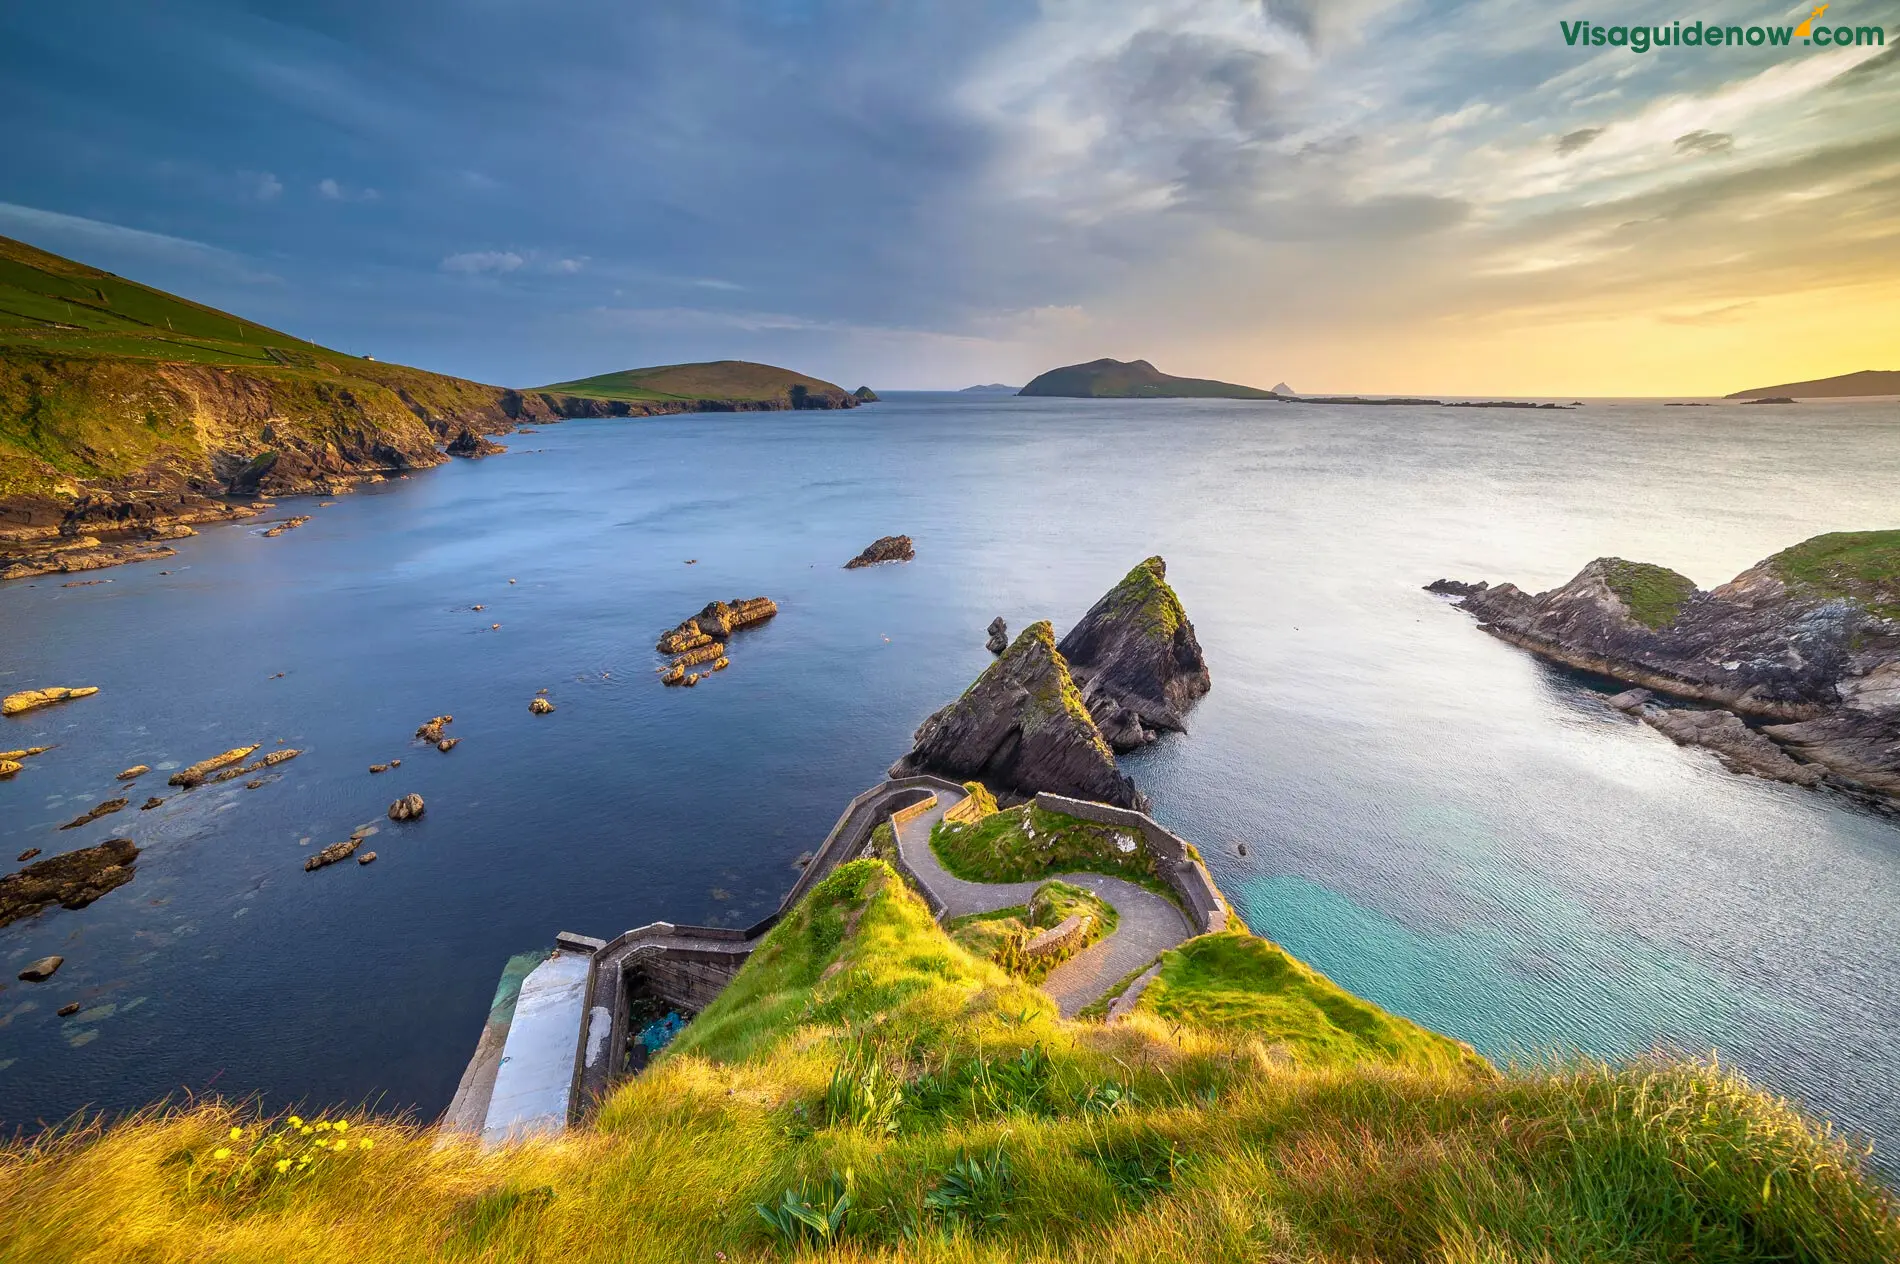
[1597, 558, 1699, 629]
[534, 360, 850, 404]
[2, 857, 1894, 1260]
[0, 234, 367, 371]
[1766, 530, 1900, 616]
[1018, 358, 1280, 399]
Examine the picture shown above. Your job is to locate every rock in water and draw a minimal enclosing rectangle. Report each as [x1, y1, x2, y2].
[1, 686, 99, 716]
[853, 386, 880, 402]
[889, 620, 1145, 809]
[1, 838, 140, 928]
[986, 617, 1009, 655]
[844, 535, 915, 568]
[529, 697, 555, 714]
[388, 793, 426, 822]
[415, 715, 453, 743]
[1056, 557, 1210, 753]
[170, 745, 261, 788]
[1637, 706, 1823, 787]
[59, 798, 129, 829]
[18, 956, 64, 982]
[304, 838, 361, 871]
[445, 427, 504, 457]
[116, 765, 151, 780]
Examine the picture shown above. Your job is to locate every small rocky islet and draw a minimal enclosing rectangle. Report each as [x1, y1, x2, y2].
[891, 556, 1210, 810]
[655, 597, 776, 687]
[843, 534, 914, 568]
[1431, 529, 1900, 802]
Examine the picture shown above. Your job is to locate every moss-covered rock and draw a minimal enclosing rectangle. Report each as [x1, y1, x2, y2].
[1057, 556, 1210, 749]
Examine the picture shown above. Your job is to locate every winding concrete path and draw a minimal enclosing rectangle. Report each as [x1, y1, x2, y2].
[894, 791, 1193, 1017]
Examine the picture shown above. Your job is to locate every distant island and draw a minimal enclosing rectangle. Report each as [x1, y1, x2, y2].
[1018, 357, 1279, 399]
[1727, 369, 1900, 399]
[959, 383, 1020, 393]
[0, 233, 859, 583]
[535, 360, 858, 411]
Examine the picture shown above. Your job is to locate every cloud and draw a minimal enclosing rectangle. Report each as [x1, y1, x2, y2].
[0, 202, 278, 283]
[441, 250, 524, 274]
[1657, 300, 1756, 325]
[1556, 128, 1603, 155]
[317, 177, 380, 202]
[251, 171, 284, 200]
[1674, 130, 1734, 157]
[550, 258, 584, 274]
[317, 178, 342, 199]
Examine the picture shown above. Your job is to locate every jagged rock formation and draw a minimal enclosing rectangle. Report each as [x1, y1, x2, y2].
[1435, 531, 1900, 800]
[446, 428, 504, 457]
[890, 621, 1145, 809]
[656, 598, 775, 685]
[987, 617, 1009, 654]
[1057, 557, 1211, 752]
[0, 837, 139, 928]
[844, 535, 913, 568]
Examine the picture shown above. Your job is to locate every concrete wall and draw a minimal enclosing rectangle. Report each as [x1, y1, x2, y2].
[1031, 792, 1230, 934]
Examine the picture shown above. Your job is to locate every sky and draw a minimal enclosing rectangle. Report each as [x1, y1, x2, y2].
[0, 0, 1895, 395]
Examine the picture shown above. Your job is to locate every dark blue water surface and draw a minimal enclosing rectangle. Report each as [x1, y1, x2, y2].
[4, 393, 1899, 1165]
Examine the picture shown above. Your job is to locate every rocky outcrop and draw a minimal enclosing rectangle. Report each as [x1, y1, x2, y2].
[305, 838, 362, 871]
[2, 686, 98, 716]
[1437, 531, 1900, 801]
[19, 956, 64, 982]
[853, 386, 880, 402]
[389, 793, 426, 821]
[416, 715, 453, 744]
[890, 621, 1145, 809]
[987, 617, 1009, 655]
[844, 535, 914, 568]
[529, 697, 556, 714]
[0, 539, 178, 581]
[0, 837, 139, 928]
[169, 745, 260, 788]
[261, 515, 310, 538]
[656, 598, 776, 684]
[446, 428, 505, 458]
[59, 798, 129, 830]
[1057, 557, 1210, 752]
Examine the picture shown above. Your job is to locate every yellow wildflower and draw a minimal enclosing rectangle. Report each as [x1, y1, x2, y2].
[212, 1148, 232, 1160]
[358, 1138, 373, 1150]
[275, 1159, 290, 1173]
[289, 1115, 304, 1128]
[334, 1120, 348, 1132]
[301, 1126, 313, 1136]
[315, 1121, 330, 1131]
[229, 1127, 243, 1140]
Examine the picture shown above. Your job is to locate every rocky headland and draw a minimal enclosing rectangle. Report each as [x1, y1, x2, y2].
[889, 620, 1145, 809]
[892, 556, 1211, 805]
[1057, 556, 1211, 752]
[1431, 530, 1900, 800]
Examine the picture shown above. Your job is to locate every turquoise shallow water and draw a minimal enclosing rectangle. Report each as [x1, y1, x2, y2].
[2, 392, 1897, 1168]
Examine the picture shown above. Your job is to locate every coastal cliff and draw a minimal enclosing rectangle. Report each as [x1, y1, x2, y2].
[1434, 531, 1900, 799]
[889, 621, 1145, 809]
[1057, 556, 1210, 750]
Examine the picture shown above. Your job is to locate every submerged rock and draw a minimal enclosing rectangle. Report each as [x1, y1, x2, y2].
[1, 838, 140, 929]
[1057, 557, 1211, 753]
[140, 797, 164, 810]
[17, 849, 40, 862]
[59, 798, 129, 830]
[890, 620, 1144, 809]
[388, 793, 426, 822]
[844, 535, 914, 568]
[261, 515, 311, 538]
[986, 617, 1008, 655]
[170, 745, 261, 788]
[1, 686, 99, 717]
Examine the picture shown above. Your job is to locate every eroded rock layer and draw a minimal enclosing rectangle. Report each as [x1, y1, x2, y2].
[1057, 556, 1210, 752]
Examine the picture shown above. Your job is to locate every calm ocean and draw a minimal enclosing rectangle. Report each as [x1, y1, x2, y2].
[3, 392, 1898, 1166]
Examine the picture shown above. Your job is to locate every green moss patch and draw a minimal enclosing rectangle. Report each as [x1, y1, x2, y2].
[1767, 530, 1900, 619]
[947, 881, 1117, 982]
[930, 804, 1159, 891]
[1599, 558, 1698, 629]
[1138, 933, 1482, 1072]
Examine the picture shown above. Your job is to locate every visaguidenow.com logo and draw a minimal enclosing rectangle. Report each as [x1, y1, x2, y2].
[1561, 4, 1886, 50]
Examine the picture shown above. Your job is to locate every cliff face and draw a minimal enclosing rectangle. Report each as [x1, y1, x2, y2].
[890, 621, 1145, 809]
[1437, 531, 1900, 800]
[1058, 556, 1210, 750]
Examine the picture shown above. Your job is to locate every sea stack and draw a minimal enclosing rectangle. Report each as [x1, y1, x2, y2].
[1057, 556, 1210, 752]
[890, 621, 1145, 810]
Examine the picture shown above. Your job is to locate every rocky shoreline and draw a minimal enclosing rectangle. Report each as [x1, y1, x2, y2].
[1431, 531, 1900, 803]
[0, 380, 859, 585]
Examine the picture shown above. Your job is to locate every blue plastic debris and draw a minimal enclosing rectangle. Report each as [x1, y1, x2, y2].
[637, 1011, 686, 1053]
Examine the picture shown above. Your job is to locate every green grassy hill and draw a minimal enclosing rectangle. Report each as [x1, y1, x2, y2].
[4, 858, 1892, 1261]
[1018, 358, 1281, 399]
[536, 360, 857, 408]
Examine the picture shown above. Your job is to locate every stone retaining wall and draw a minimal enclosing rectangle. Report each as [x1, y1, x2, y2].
[1031, 792, 1229, 934]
